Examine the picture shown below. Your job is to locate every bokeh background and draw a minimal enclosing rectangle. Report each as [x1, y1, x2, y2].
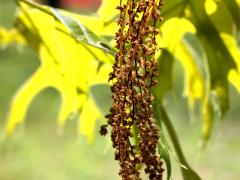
[0, 0, 240, 179]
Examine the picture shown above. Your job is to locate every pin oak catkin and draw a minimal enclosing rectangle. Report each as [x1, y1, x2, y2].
[100, 0, 164, 179]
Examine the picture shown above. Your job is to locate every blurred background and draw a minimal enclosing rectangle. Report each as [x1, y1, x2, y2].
[0, 0, 240, 179]
[36, 0, 101, 11]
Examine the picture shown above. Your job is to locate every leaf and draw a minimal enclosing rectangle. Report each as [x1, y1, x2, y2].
[97, 0, 129, 46]
[160, 18, 196, 51]
[98, 0, 126, 22]
[206, 0, 236, 34]
[153, 98, 172, 180]
[38, 45, 85, 127]
[6, 68, 49, 134]
[188, 1, 237, 81]
[25, 8, 67, 66]
[161, 0, 240, 101]
[158, 137, 172, 180]
[18, 0, 115, 54]
[162, 0, 187, 19]
[222, 0, 240, 31]
[0, 28, 25, 46]
[155, 18, 197, 103]
[6, 44, 86, 134]
[204, 0, 217, 15]
[153, 49, 174, 102]
[220, 33, 240, 92]
[79, 97, 102, 143]
[237, 0, 240, 6]
[179, 33, 214, 142]
[162, 0, 240, 141]
[201, 95, 213, 142]
[175, 41, 205, 108]
[52, 9, 115, 54]
[5, 1, 113, 140]
[87, 60, 112, 86]
[229, 69, 240, 92]
[157, 104, 201, 180]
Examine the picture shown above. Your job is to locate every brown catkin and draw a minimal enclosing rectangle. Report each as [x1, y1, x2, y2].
[100, 0, 164, 179]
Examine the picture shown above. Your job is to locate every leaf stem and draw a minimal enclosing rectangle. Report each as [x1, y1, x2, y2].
[158, 104, 201, 180]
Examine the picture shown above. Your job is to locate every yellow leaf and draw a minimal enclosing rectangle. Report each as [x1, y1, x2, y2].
[229, 70, 240, 92]
[38, 44, 84, 127]
[59, 10, 104, 36]
[79, 98, 102, 143]
[0, 28, 25, 46]
[236, 0, 240, 6]
[201, 96, 213, 142]
[160, 18, 196, 51]
[175, 42, 205, 108]
[97, 0, 125, 38]
[25, 9, 67, 69]
[88, 60, 112, 86]
[220, 33, 240, 92]
[6, 2, 112, 140]
[6, 67, 49, 134]
[98, 0, 126, 22]
[205, 0, 218, 15]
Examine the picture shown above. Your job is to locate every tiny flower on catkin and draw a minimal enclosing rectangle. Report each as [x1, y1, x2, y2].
[100, 0, 164, 179]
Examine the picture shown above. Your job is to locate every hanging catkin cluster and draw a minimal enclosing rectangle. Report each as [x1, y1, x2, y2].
[100, 0, 164, 179]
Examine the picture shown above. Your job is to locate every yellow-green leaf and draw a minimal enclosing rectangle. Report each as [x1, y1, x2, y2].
[6, 67, 49, 134]
[175, 41, 205, 108]
[0, 28, 25, 46]
[5, 1, 112, 140]
[79, 98, 102, 143]
[160, 18, 196, 51]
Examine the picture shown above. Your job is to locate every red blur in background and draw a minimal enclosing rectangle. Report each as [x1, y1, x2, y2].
[61, 0, 101, 9]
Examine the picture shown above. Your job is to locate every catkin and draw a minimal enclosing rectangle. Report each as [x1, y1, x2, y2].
[100, 1, 164, 179]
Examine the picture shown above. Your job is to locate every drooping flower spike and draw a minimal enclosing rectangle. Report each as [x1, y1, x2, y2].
[100, 0, 164, 179]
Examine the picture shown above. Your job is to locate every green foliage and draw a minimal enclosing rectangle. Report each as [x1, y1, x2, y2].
[160, 0, 240, 141]
[0, 0, 240, 179]
[1, 0, 115, 143]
